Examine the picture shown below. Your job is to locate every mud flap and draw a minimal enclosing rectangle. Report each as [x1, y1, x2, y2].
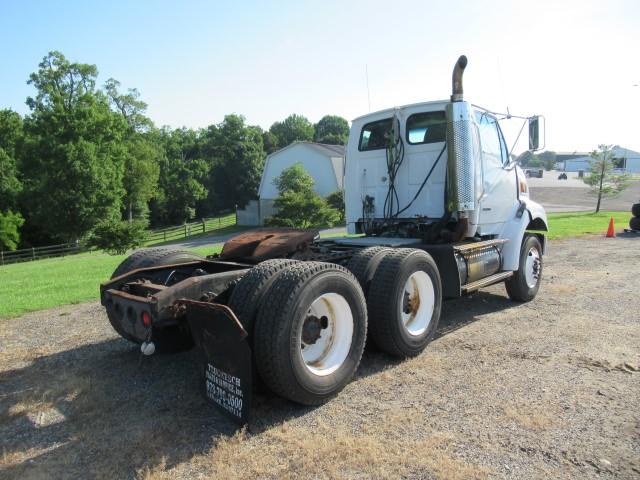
[181, 300, 252, 424]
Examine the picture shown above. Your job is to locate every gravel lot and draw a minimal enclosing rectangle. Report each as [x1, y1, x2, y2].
[528, 173, 640, 212]
[1, 236, 639, 479]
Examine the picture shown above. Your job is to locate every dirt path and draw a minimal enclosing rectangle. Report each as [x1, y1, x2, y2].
[1, 237, 638, 479]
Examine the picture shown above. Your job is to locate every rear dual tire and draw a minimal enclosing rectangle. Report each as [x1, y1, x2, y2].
[253, 262, 367, 405]
[367, 249, 442, 358]
[346, 246, 392, 296]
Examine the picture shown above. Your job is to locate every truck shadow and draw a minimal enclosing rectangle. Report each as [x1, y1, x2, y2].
[0, 291, 515, 478]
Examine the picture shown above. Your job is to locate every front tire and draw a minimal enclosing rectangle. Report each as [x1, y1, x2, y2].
[368, 249, 442, 358]
[505, 235, 543, 302]
[253, 262, 367, 405]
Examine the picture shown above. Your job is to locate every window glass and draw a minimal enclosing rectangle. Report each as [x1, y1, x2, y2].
[359, 118, 392, 151]
[497, 124, 509, 164]
[475, 111, 502, 166]
[406, 111, 446, 145]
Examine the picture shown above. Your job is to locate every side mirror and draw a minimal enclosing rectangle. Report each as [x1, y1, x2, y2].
[528, 115, 545, 151]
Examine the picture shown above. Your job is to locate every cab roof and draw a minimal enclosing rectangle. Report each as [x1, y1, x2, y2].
[351, 99, 450, 123]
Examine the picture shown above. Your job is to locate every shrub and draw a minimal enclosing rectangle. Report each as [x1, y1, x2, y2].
[0, 210, 25, 251]
[88, 219, 147, 255]
[265, 190, 340, 228]
[326, 190, 345, 223]
[265, 163, 341, 228]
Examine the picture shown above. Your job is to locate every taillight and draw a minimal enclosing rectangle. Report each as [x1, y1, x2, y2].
[141, 311, 152, 328]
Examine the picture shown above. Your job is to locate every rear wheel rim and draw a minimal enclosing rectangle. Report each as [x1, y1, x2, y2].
[400, 271, 435, 336]
[524, 247, 541, 289]
[300, 293, 354, 377]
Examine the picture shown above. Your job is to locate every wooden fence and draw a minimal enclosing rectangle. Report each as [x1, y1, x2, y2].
[1, 211, 237, 266]
[143, 212, 236, 244]
[0, 243, 88, 266]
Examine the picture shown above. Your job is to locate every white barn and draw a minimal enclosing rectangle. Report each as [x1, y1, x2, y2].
[236, 142, 345, 226]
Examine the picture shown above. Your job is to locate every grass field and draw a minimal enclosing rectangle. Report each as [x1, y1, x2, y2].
[543, 210, 631, 240]
[0, 211, 633, 318]
[0, 245, 221, 318]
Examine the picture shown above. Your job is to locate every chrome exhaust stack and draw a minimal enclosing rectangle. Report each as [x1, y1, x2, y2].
[446, 55, 475, 215]
[451, 55, 467, 102]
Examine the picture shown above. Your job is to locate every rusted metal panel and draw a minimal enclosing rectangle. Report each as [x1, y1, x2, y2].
[102, 269, 250, 335]
[181, 300, 251, 423]
[219, 228, 319, 262]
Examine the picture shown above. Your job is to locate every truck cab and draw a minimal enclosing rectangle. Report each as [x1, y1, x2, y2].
[346, 101, 546, 235]
[344, 62, 547, 275]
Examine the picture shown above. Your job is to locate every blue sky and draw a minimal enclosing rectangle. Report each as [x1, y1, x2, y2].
[1, 0, 639, 153]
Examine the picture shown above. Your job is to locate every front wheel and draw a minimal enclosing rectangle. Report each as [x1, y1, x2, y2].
[505, 235, 543, 302]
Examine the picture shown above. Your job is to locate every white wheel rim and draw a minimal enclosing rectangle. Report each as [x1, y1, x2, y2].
[524, 247, 541, 289]
[399, 271, 435, 336]
[300, 293, 353, 377]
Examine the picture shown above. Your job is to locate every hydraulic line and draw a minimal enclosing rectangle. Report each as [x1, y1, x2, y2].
[383, 117, 404, 219]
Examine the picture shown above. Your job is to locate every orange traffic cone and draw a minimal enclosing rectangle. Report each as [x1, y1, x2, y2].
[606, 217, 615, 238]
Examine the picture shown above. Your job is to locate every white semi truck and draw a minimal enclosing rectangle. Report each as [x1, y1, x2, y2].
[101, 56, 548, 422]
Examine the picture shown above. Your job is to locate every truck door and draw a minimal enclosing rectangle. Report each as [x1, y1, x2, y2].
[475, 111, 516, 230]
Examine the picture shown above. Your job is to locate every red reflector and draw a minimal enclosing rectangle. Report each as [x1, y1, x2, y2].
[141, 311, 152, 328]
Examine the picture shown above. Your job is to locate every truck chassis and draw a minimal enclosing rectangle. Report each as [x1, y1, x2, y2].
[101, 228, 543, 423]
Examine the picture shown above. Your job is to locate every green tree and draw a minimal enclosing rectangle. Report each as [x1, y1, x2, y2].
[0, 210, 25, 251]
[0, 110, 23, 210]
[326, 190, 346, 223]
[583, 144, 631, 213]
[105, 79, 160, 221]
[203, 114, 265, 211]
[269, 114, 314, 148]
[265, 163, 340, 228]
[155, 154, 208, 224]
[150, 127, 208, 225]
[314, 115, 349, 145]
[537, 150, 557, 171]
[21, 51, 127, 243]
[122, 137, 161, 221]
[273, 162, 315, 192]
[516, 151, 540, 168]
[104, 78, 152, 133]
[262, 130, 279, 154]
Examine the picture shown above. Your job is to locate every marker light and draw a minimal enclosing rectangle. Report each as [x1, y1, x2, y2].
[141, 311, 152, 328]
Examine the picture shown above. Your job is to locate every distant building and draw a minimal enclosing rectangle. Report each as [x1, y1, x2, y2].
[236, 142, 345, 226]
[560, 146, 640, 173]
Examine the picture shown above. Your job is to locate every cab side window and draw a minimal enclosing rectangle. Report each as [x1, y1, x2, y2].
[359, 118, 392, 151]
[475, 111, 504, 167]
[406, 111, 446, 145]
